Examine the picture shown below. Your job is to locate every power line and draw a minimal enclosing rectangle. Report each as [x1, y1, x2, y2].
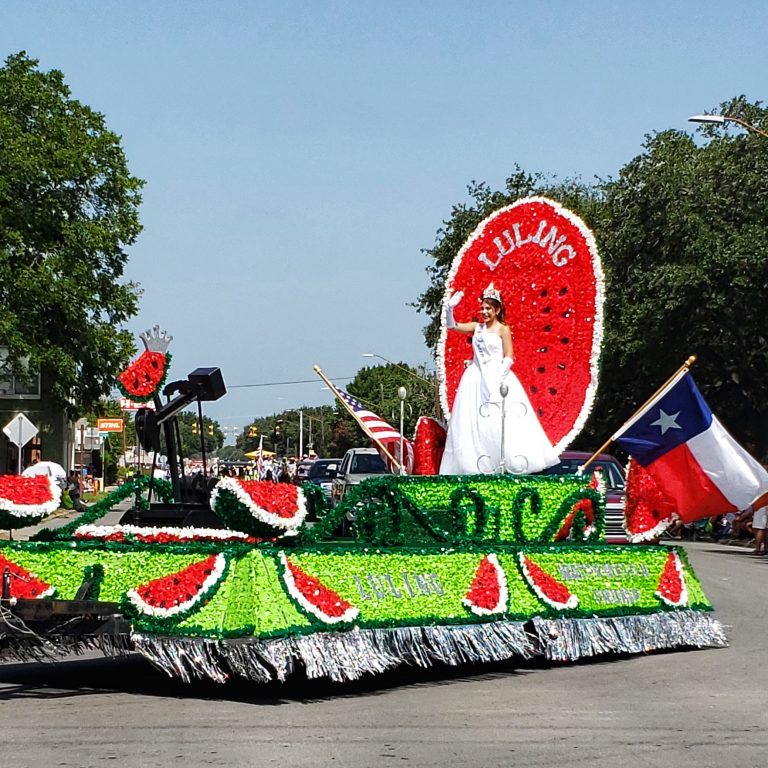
[228, 376, 354, 389]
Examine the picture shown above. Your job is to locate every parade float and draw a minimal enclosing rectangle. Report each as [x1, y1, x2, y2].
[0, 198, 726, 685]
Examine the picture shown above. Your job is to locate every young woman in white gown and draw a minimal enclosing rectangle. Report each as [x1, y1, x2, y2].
[439, 284, 559, 476]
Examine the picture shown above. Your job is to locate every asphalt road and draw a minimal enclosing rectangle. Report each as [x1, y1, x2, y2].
[0, 542, 765, 768]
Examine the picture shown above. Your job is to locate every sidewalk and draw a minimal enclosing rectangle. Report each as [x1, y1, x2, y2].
[1, 490, 133, 541]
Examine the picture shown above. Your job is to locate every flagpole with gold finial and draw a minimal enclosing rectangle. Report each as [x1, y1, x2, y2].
[581, 355, 697, 472]
[313, 365, 401, 470]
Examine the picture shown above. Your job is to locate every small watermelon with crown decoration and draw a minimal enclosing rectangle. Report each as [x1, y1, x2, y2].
[116, 325, 173, 402]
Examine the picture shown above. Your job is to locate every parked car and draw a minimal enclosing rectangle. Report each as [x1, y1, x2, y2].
[538, 450, 628, 543]
[306, 458, 341, 500]
[330, 447, 390, 508]
[295, 459, 315, 483]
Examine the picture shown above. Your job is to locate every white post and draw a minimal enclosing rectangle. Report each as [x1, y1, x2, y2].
[16, 416, 23, 474]
[398, 387, 407, 475]
[100, 435, 106, 493]
[299, 410, 304, 458]
[499, 382, 509, 474]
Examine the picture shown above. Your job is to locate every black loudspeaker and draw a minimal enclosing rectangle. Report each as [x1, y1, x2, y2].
[188, 367, 226, 401]
[135, 408, 160, 452]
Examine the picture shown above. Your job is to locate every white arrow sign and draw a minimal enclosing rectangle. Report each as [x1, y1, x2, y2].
[3, 413, 39, 473]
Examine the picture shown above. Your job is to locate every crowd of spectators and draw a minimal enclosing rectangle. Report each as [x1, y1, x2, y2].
[667, 500, 768, 555]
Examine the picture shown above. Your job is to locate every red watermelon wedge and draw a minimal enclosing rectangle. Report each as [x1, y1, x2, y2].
[412, 416, 448, 476]
[519, 553, 578, 610]
[279, 553, 359, 624]
[624, 459, 678, 543]
[0, 474, 62, 529]
[462, 553, 508, 616]
[439, 197, 603, 452]
[210, 477, 308, 536]
[125, 553, 227, 619]
[0, 553, 55, 599]
[655, 551, 688, 607]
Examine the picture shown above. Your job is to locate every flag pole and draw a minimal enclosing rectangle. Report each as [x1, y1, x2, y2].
[313, 365, 401, 470]
[581, 355, 697, 472]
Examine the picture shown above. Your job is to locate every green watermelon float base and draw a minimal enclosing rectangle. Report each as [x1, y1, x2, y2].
[0, 475, 726, 686]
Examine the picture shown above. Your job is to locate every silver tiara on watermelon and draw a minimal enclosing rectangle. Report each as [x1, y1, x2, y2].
[481, 282, 502, 302]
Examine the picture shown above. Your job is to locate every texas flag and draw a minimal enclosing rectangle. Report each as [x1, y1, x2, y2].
[614, 371, 768, 522]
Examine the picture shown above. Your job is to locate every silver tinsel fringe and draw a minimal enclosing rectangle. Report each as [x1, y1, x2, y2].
[532, 611, 728, 662]
[132, 621, 536, 684]
[3, 606, 728, 684]
[131, 611, 726, 685]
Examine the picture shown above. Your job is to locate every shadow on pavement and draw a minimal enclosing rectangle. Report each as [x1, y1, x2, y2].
[0, 643, 707, 705]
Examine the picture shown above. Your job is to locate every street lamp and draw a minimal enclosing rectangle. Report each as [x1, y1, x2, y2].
[688, 113, 768, 139]
[398, 386, 407, 475]
[361, 352, 441, 418]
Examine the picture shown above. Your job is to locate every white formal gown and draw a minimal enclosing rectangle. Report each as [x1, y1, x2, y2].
[439, 324, 559, 476]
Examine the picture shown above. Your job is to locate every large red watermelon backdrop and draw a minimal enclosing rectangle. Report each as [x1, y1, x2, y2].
[438, 197, 604, 453]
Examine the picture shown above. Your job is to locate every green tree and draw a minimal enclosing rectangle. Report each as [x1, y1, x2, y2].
[0, 52, 143, 416]
[416, 101, 768, 458]
[414, 168, 602, 350]
[237, 405, 338, 458]
[315, 363, 438, 461]
[164, 411, 222, 459]
[592, 96, 768, 457]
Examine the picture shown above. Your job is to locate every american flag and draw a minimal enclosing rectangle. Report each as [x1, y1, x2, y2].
[337, 387, 414, 474]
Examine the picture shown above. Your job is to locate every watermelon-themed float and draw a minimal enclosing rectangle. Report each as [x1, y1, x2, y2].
[0, 198, 726, 685]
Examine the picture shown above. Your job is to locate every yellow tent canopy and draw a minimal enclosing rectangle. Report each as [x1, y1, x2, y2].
[244, 449, 275, 459]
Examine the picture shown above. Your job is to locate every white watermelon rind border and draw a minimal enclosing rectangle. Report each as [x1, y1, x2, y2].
[75, 523, 255, 543]
[518, 551, 579, 611]
[438, 195, 605, 454]
[462, 553, 509, 616]
[210, 476, 308, 533]
[0, 475, 62, 520]
[279, 552, 359, 625]
[655, 551, 689, 608]
[125, 552, 227, 619]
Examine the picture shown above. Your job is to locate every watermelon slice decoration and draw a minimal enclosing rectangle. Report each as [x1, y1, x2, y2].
[0, 474, 61, 529]
[463, 553, 508, 616]
[624, 459, 678, 542]
[519, 552, 578, 610]
[279, 552, 359, 625]
[438, 197, 603, 452]
[210, 477, 308, 537]
[125, 553, 227, 619]
[116, 350, 170, 402]
[412, 416, 448, 476]
[655, 551, 688, 607]
[554, 470, 602, 541]
[0, 553, 55, 599]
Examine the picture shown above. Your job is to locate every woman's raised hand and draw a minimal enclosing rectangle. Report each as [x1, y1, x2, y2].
[447, 290, 464, 308]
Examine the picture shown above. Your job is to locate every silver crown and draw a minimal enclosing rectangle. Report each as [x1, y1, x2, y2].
[481, 282, 502, 302]
[139, 325, 173, 354]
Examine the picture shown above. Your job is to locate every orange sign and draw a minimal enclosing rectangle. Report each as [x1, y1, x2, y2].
[97, 418, 124, 433]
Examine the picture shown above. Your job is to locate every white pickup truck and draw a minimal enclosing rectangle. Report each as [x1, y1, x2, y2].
[329, 447, 390, 507]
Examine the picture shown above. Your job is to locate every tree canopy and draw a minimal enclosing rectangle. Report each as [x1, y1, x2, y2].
[416, 98, 768, 459]
[0, 52, 144, 415]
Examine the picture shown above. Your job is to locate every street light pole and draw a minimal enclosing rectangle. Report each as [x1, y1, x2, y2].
[362, 352, 442, 419]
[688, 113, 768, 139]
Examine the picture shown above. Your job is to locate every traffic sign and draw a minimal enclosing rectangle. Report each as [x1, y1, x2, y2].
[3, 413, 38, 448]
[97, 418, 124, 433]
[119, 397, 155, 412]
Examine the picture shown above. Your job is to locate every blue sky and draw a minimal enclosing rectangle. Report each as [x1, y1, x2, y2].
[2, 1, 766, 438]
